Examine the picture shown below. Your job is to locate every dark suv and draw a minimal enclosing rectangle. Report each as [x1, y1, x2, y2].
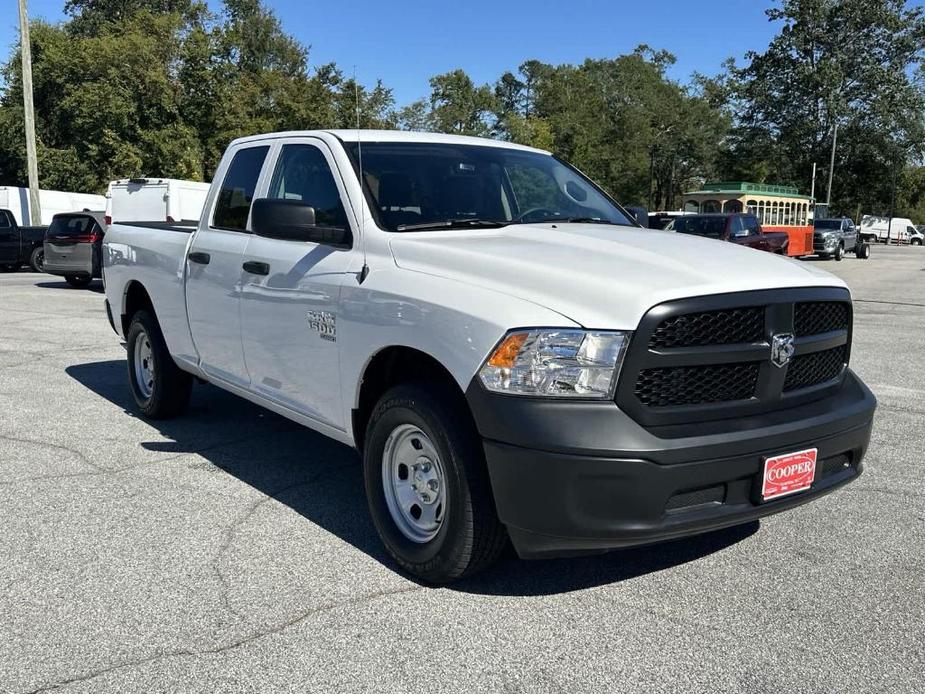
[666, 213, 789, 254]
[813, 218, 860, 260]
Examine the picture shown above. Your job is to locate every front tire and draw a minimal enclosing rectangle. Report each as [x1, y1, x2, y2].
[29, 247, 45, 273]
[126, 310, 192, 419]
[834, 243, 844, 261]
[64, 275, 92, 288]
[913, 238, 922, 246]
[363, 383, 507, 583]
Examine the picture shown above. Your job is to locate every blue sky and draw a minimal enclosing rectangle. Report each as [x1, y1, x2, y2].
[2, 0, 784, 105]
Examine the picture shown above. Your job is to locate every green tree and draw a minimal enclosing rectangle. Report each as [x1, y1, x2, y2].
[428, 70, 496, 136]
[723, 0, 925, 213]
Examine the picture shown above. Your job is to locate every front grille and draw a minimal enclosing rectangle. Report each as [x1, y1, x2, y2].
[783, 345, 846, 391]
[635, 363, 759, 407]
[617, 288, 853, 427]
[649, 307, 764, 349]
[794, 301, 849, 336]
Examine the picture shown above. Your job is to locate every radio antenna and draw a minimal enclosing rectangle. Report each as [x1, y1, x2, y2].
[355, 67, 369, 284]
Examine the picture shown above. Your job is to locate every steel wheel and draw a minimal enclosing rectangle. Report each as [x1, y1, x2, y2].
[381, 423, 447, 543]
[133, 328, 156, 400]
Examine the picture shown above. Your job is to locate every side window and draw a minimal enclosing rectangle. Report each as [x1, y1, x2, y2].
[744, 215, 761, 235]
[731, 216, 745, 235]
[268, 144, 349, 229]
[0, 211, 11, 228]
[212, 146, 270, 231]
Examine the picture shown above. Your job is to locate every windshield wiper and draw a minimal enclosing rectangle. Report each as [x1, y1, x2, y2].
[396, 219, 510, 232]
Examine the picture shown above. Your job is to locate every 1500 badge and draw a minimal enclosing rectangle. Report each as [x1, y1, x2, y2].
[307, 310, 336, 341]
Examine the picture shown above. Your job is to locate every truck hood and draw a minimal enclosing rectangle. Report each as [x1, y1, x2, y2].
[389, 224, 846, 329]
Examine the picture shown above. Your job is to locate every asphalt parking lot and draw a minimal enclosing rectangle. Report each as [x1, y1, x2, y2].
[1, 247, 923, 693]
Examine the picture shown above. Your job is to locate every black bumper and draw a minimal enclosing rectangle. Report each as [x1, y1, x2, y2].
[466, 370, 876, 559]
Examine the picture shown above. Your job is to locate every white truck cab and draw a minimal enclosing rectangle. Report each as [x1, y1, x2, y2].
[103, 130, 876, 582]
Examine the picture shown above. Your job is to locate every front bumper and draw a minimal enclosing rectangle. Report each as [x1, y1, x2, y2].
[466, 370, 875, 559]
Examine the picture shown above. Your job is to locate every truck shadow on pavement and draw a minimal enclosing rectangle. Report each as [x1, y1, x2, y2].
[35, 280, 104, 293]
[66, 359, 758, 596]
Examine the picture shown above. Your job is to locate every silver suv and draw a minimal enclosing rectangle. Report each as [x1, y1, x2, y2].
[43, 211, 107, 287]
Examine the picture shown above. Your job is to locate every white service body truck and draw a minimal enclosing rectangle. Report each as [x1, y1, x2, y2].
[859, 215, 923, 245]
[0, 186, 105, 225]
[105, 178, 211, 227]
[103, 130, 876, 582]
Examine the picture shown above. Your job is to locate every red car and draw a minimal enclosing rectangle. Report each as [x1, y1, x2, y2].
[666, 213, 789, 254]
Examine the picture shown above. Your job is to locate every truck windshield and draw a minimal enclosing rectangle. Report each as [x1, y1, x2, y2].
[814, 220, 841, 230]
[670, 216, 727, 239]
[344, 142, 633, 231]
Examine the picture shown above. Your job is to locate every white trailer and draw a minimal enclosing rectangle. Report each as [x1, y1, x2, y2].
[0, 186, 105, 225]
[105, 178, 211, 226]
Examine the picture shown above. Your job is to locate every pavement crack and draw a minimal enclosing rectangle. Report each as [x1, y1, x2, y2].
[18, 583, 421, 694]
[0, 434, 104, 472]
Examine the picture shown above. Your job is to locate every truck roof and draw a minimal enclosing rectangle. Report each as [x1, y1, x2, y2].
[229, 129, 551, 155]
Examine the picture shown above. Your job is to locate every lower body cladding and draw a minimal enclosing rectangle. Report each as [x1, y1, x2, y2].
[466, 371, 875, 559]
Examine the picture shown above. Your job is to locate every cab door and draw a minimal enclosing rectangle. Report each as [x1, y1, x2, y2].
[0, 210, 18, 264]
[185, 144, 271, 386]
[239, 138, 359, 429]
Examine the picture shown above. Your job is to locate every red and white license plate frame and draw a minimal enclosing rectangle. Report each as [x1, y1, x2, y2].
[761, 448, 818, 501]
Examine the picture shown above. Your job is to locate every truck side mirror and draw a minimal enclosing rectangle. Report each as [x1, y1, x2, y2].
[251, 198, 352, 248]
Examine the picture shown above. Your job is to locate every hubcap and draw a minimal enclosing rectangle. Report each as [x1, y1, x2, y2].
[133, 330, 155, 399]
[381, 424, 446, 543]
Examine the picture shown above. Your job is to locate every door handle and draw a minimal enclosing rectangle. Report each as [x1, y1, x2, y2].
[188, 251, 210, 265]
[242, 260, 270, 276]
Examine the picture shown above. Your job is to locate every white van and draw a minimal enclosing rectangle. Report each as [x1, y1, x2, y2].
[859, 215, 923, 245]
[105, 178, 211, 226]
[0, 186, 106, 225]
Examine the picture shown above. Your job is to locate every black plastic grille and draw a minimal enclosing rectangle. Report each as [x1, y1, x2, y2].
[649, 307, 764, 349]
[816, 453, 852, 480]
[635, 363, 759, 407]
[794, 301, 849, 336]
[783, 345, 846, 392]
[665, 485, 725, 511]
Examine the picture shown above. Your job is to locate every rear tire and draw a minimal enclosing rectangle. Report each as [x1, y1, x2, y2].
[856, 242, 871, 260]
[29, 247, 45, 273]
[126, 310, 192, 419]
[363, 382, 507, 583]
[64, 275, 92, 288]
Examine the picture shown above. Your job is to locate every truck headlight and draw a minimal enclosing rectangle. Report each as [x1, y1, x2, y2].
[478, 329, 631, 399]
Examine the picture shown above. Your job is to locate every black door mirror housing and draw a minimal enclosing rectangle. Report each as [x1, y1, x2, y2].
[251, 198, 352, 247]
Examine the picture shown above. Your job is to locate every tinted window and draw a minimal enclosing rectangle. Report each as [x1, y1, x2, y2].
[47, 215, 97, 237]
[213, 146, 270, 231]
[672, 216, 727, 239]
[0, 211, 11, 228]
[344, 142, 632, 231]
[814, 219, 841, 230]
[267, 145, 348, 229]
[743, 215, 761, 235]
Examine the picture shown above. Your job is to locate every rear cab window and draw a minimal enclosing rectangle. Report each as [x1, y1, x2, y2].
[212, 146, 271, 231]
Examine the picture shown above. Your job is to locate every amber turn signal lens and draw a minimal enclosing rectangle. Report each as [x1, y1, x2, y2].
[487, 331, 528, 368]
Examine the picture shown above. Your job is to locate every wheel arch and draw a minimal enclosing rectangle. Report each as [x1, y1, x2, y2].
[352, 345, 473, 454]
[121, 280, 156, 336]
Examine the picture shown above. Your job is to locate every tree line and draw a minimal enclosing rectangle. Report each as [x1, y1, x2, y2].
[1, 0, 924, 220]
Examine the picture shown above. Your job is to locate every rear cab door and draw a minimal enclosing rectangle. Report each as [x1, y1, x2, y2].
[238, 135, 360, 429]
[185, 143, 272, 386]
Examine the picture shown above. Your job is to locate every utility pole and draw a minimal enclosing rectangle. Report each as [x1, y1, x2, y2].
[18, 0, 41, 225]
[825, 123, 838, 209]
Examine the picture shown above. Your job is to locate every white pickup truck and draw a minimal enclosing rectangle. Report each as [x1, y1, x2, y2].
[102, 130, 876, 583]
